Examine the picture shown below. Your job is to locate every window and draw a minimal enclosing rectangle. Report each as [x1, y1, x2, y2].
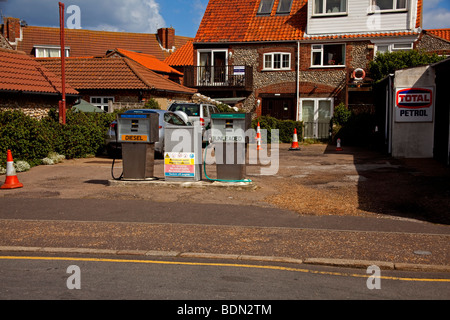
[90, 97, 114, 112]
[277, 0, 293, 14]
[372, 0, 406, 11]
[263, 53, 291, 70]
[34, 46, 70, 58]
[311, 44, 345, 67]
[375, 42, 413, 54]
[314, 0, 347, 15]
[258, 0, 274, 15]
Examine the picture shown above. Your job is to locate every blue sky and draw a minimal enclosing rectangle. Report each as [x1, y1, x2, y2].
[0, 0, 449, 38]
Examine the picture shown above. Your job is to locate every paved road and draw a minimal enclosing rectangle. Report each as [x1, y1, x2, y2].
[1, 254, 449, 301]
[0, 198, 449, 270]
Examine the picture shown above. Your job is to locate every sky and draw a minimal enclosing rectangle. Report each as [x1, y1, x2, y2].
[0, 0, 449, 38]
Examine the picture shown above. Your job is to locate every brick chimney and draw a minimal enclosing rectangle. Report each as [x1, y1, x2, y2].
[3, 17, 22, 44]
[158, 27, 175, 50]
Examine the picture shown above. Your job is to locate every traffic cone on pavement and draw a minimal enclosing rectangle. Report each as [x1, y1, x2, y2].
[1, 150, 24, 190]
[256, 122, 263, 151]
[289, 129, 301, 151]
[336, 139, 343, 152]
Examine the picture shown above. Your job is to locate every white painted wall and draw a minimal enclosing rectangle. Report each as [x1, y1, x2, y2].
[306, 0, 418, 36]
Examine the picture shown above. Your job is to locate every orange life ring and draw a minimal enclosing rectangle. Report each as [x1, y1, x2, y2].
[353, 68, 366, 81]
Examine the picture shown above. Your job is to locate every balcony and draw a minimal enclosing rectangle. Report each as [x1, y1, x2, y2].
[184, 65, 253, 91]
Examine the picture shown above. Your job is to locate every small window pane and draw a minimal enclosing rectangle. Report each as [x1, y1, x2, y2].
[264, 55, 272, 69]
[314, 0, 324, 14]
[375, 0, 393, 10]
[312, 52, 322, 66]
[277, 0, 293, 14]
[396, 0, 406, 9]
[258, 0, 274, 14]
[326, 0, 346, 13]
[273, 54, 281, 69]
[282, 54, 290, 68]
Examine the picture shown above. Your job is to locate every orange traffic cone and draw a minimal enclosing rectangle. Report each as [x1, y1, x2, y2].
[256, 122, 263, 151]
[1, 150, 24, 189]
[336, 139, 343, 152]
[289, 129, 301, 151]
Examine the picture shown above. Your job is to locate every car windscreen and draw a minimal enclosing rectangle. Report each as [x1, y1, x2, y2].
[164, 113, 187, 126]
[169, 104, 200, 117]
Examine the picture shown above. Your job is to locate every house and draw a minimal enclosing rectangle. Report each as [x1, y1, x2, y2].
[0, 47, 78, 119]
[416, 29, 450, 56]
[106, 48, 184, 84]
[1, 17, 192, 61]
[181, 0, 425, 138]
[37, 56, 197, 112]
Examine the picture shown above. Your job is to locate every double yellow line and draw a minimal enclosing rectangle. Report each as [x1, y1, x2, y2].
[1, 255, 449, 283]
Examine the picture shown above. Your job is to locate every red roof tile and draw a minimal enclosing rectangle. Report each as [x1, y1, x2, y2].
[18, 26, 192, 61]
[195, 0, 423, 43]
[164, 40, 194, 67]
[195, 0, 307, 43]
[36, 57, 196, 94]
[0, 48, 78, 95]
[112, 48, 183, 75]
[426, 29, 450, 42]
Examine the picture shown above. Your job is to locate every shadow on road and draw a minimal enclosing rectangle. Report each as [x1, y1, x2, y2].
[325, 144, 450, 225]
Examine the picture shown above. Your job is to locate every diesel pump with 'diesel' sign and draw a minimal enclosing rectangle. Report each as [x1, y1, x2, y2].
[113, 113, 159, 181]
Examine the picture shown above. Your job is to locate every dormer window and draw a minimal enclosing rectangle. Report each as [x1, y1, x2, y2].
[277, 0, 293, 14]
[34, 45, 70, 58]
[314, 0, 347, 15]
[257, 0, 275, 15]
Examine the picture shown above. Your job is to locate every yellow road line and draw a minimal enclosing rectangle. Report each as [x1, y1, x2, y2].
[0, 256, 449, 283]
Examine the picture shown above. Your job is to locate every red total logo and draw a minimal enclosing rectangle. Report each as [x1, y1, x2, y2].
[397, 88, 433, 109]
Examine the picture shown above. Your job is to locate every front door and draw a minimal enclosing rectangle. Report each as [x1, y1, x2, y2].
[262, 98, 295, 120]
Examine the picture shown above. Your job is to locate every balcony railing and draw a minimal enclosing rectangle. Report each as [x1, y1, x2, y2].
[184, 65, 253, 91]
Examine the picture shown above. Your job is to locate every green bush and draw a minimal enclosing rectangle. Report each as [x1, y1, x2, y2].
[252, 116, 303, 143]
[0, 109, 116, 167]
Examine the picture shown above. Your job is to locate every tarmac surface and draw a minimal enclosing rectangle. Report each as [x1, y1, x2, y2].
[0, 143, 449, 273]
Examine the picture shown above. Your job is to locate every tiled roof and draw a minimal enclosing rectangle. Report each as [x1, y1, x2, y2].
[36, 57, 197, 94]
[111, 48, 183, 75]
[164, 40, 194, 67]
[195, 0, 423, 43]
[18, 26, 192, 61]
[0, 48, 78, 95]
[426, 29, 450, 43]
[195, 0, 306, 43]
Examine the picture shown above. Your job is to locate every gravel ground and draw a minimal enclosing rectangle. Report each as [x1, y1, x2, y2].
[2, 143, 449, 225]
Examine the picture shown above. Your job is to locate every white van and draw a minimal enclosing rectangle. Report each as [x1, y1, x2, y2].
[168, 102, 219, 142]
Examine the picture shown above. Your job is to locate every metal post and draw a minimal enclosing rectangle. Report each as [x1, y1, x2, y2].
[59, 2, 66, 124]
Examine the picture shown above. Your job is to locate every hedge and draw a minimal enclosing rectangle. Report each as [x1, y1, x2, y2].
[0, 109, 116, 167]
[252, 116, 303, 144]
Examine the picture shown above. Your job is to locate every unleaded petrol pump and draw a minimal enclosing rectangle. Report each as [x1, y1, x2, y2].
[210, 113, 251, 181]
[115, 113, 159, 180]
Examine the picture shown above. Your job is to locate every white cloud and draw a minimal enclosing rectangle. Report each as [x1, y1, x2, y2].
[423, 9, 450, 29]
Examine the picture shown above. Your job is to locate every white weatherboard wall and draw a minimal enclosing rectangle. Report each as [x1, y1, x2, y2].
[391, 66, 436, 158]
[307, 0, 418, 36]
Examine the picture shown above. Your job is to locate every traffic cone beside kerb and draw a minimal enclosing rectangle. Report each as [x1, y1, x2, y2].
[336, 139, 343, 152]
[256, 122, 263, 151]
[289, 129, 301, 151]
[1, 150, 24, 190]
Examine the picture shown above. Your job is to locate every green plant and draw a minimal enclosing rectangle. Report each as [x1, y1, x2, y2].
[369, 50, 446, 82]
[252, 116, 303, 143]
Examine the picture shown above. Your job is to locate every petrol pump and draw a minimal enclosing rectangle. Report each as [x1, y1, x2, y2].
[210, 113, 251, 181]
[115, 113, 159, 180]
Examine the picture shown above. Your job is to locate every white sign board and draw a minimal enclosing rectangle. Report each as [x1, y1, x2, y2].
[395, 87, 434, 123]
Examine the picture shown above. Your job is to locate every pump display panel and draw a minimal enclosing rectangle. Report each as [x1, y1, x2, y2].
[116, 113, 159, 144]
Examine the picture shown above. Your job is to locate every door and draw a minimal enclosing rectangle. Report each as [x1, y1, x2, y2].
[262, 98, 295, 120]
[198, 50, 228, 86]
[213, 52, 227, 84]
[301, 99, 333, 139]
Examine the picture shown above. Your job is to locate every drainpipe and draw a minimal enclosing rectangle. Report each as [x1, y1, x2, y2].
[59, 2, 66, 125]
[297, 41, 300, 122]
